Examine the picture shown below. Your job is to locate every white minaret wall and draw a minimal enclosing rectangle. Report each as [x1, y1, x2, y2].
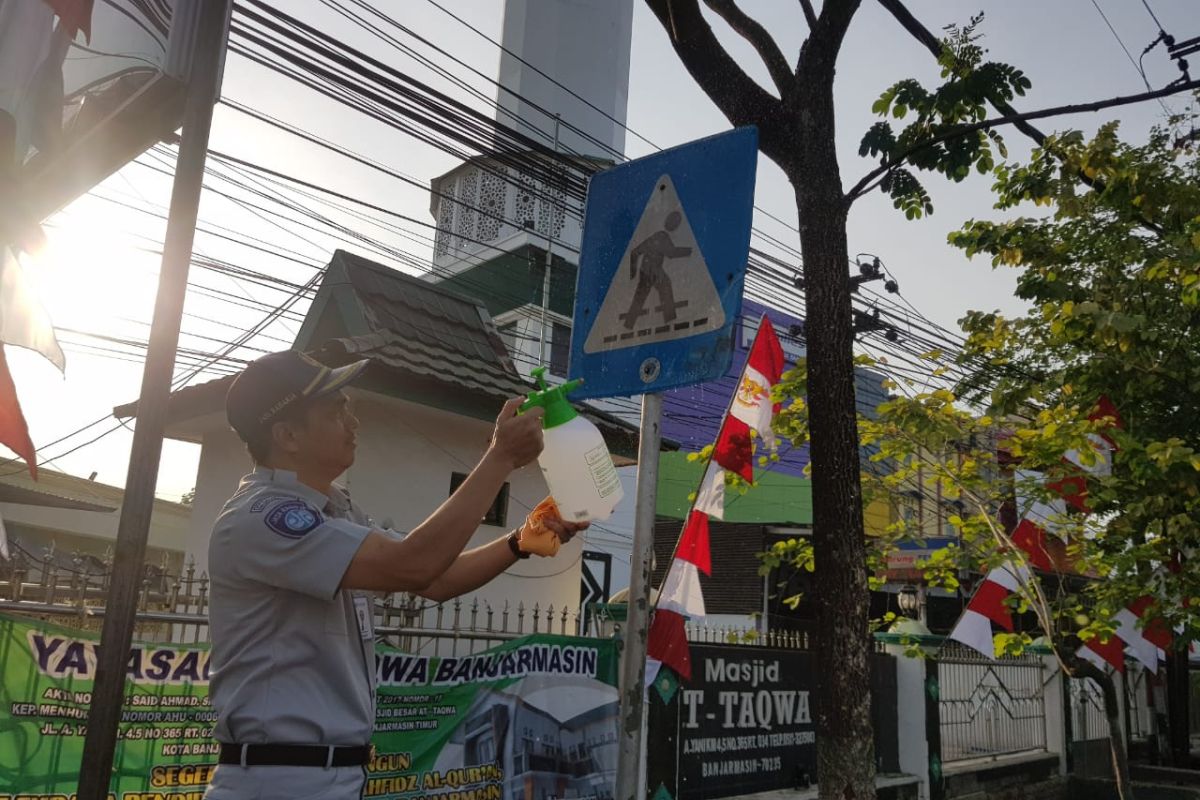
[496, 0, 634, 159]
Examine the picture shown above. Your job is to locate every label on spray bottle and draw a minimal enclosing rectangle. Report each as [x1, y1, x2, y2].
[585, 445, 622, 499]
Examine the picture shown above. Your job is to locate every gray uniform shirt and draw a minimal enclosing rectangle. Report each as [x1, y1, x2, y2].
[208, 467, 391, 747]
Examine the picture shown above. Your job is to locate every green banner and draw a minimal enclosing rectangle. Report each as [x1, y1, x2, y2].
[0, 613, 620, 800]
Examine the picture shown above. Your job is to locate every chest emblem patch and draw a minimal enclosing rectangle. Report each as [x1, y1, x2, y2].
[264, 499, 323, 538]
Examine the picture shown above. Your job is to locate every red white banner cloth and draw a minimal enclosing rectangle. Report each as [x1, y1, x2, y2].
[948, 563, 1029, 658]
[647, 316, 784, 680]
[954, 399, 1181, 673]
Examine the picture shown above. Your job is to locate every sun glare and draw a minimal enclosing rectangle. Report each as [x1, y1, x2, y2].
[25, 214, 161, 341]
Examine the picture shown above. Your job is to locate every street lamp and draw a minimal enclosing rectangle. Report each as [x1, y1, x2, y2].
[897, 583, 925, 623]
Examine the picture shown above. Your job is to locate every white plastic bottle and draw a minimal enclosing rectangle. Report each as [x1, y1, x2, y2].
[521, 368, 624, 521]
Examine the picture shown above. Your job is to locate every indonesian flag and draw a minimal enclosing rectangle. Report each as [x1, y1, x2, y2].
[648, 511, 711, 680]
[647, 611, 692, 681]
[657, 511, 710, 619]
[1114, 596, 1172, 671]
[0, 347, 36, 479]
[1079, 635, 1125, 673]
[1, 248, 64, 371]
[1011, 519, 1055, 572]
[947, 563, 1029, 658]
[712, 316, 785, 481]
[0, 247, 66, 478]
[694, 460, 725, 520]
[1090, 396, 1123, 447]
[1007, 401, 1120, 573]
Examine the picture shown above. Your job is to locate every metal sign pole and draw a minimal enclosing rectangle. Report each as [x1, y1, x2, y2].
[76, 2, 230, 797]
[615, 392, 663, 800]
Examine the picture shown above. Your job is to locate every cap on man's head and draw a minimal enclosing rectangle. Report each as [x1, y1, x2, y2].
[226, 350, 368, 442]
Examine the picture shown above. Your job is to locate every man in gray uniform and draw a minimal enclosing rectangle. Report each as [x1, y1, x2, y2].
[204, 350, 582, 799]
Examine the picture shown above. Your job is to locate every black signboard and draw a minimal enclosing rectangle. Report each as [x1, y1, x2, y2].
[648, 645, 816, 800]
[647, 645, 900, 800]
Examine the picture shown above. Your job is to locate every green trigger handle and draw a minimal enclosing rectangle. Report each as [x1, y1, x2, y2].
[519, 367, 584, 413]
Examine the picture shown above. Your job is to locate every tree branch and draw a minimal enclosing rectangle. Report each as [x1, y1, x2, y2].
[875, 0, 1048, 146]
[845, 78, 1200, 203]
[874, 0, 1168, 237]
[798, 0, 818, 30]
[644, 0, 795, 170]
[703, 0, 795, 98]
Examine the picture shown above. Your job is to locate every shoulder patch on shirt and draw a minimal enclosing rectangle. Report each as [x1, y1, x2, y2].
[264, 499, 323, 539]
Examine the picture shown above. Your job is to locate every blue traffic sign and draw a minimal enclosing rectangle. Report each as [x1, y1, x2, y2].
[568, 127, 758, 400]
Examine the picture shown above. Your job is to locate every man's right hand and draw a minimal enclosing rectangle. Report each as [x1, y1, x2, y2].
[490, 397, 544, 470]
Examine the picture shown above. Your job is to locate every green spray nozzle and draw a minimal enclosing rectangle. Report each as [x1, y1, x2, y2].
[520, 367, 583, 428]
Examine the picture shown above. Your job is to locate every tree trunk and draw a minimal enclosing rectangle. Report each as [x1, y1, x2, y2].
[1074, 656, 1135, 799]
[793, 21, 874, 799]
[639, 2, 873, 795]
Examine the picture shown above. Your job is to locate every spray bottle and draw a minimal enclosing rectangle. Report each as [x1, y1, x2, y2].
[520, 367, 624, 521]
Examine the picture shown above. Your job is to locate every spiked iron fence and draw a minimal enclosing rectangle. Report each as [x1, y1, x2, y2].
[0, 549, 804, 655]
[938, 642, 1049, 763]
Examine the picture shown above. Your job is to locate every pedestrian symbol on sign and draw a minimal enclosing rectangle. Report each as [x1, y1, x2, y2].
[620, 209, 692, 329]
[584, 175, 725, 354]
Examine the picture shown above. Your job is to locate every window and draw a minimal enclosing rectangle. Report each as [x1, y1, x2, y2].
[549, 322, 571, 377]
[450, 472, 509, 527]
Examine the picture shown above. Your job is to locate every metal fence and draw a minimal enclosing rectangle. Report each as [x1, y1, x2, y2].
[1069, 675, 1111, 742]
[1125, 663, 1152, 742]
[938, 642, 1049, 763]
[0, 551, 802, 656]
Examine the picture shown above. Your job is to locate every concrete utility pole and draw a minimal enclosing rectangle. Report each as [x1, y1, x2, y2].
[77, 2, 231, 797]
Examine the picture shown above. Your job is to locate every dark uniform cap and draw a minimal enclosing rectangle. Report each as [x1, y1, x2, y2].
[226, 350, 369, 442]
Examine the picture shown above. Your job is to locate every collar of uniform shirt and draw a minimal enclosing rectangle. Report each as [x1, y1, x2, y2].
[252, 466, 349, 516]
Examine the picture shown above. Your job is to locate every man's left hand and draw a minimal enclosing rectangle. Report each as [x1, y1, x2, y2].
[542, 517, 589, 545]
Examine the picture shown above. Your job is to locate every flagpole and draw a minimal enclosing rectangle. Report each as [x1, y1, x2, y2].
[76, 3, 231, 798]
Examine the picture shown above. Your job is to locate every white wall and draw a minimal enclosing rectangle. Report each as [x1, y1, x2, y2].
[587, 465, 637, 596]
[179, 390, 584, 614]
[183, 426, 250, 576]
[1043, 655, 1067, 776]
[344, 393, 582, 612]
[0, 501, 187, 553]
[889, 647, 930, 800]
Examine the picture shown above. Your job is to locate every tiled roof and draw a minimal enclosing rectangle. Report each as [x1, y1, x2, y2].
[116, 333, 648, 460]
[115, 251, 654, 459]
[320, 330, 527, 400]
[315, 331, 644, 458]
[323, 251, 516, 373]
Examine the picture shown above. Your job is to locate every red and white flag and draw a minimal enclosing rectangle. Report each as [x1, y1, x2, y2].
[0, 247, 67, 478]
[1007, 400, 1121, 574]
[1079, 635, 1125, 673]
[948, 562, 1029, 658]
[648, 511, 712, 681]
[657, 511, 710, 620]
[1114, 596, 1172, 672]
[693, 459, 725, 520]
[648, 316, 784, 680]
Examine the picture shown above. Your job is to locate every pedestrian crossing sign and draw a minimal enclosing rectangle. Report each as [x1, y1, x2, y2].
[583, 174, 725, 354]
[569, 127, 758, 399]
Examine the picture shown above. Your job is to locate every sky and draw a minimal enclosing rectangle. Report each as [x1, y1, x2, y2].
[9, 0, 1196, 504]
